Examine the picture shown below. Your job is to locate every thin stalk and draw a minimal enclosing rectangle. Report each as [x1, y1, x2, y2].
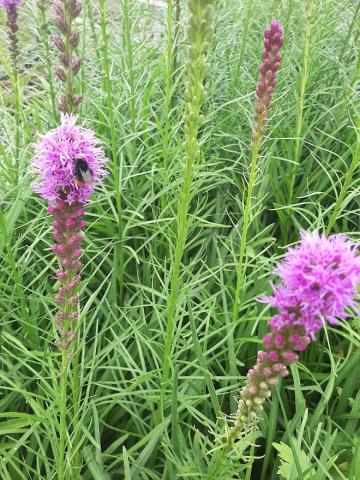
[170, 0, 182, 112]
[71, 340, 82, 478]
[284, 0, 295, 37]
[121, 0, 136, 161]
[0, 212, 35, 345]
[231, 0, 252, 97]
[38, 0, 57, 120]
[158, 125, 198, 422]
[231, 142, 261, 368]
[337, 0, 360, 67]
[271, 0, 280, 17]
[162, 0, 175, 174]
[85, 0, 101, 64]
[99, 0, 124, 304]
[13, 62, 21, 184]
[160, 0, 176, 218]
[172, 0, 182, 82]
[156, 0, 214, 424]
[326, 113, 360, 235]
[80, 0, 87, 111]
[58, 350, 68, 480]
[287, 0, 313, 210]
[63, 0, 74, 114]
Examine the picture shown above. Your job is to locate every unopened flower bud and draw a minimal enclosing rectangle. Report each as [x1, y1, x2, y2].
[69, 31, 80, 47]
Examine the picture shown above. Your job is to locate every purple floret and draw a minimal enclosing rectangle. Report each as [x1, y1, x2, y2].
[31, 114, 107, 205]
[0, 0, 22, 12]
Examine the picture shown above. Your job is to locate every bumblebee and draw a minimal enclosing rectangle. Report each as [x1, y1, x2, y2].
[74, 158, 93, 189]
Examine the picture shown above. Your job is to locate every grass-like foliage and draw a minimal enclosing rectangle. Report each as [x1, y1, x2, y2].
[0, 0, 360, 478]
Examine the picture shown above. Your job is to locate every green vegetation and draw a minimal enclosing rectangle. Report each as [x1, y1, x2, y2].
[0, 0, 359, 478]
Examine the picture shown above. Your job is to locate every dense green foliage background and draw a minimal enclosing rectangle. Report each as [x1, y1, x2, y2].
[0, 0, 360, 478]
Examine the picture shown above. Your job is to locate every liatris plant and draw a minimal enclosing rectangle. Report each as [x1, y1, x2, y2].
[228, 230, 360, 445]
[232, 20, 284, 333]
[53, 0, 83, 113]
[30, 114, 107, 478]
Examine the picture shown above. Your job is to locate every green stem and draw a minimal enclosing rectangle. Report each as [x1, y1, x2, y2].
[287, 0, 313, 210]
[122, 0, 137, 159]
[231, 0, 252, 98]
[38, 0, 57, 120]
[232, 143, 260, 323]
[85, 0, 101, 64]
[337, 0, 360, 67]
[71, 342, 82, 478]
[99, 0, 124, 305]
[172, 0, 182, 89]
[13, 64, 20, 184]
[62, 0, 74, 114]
[326, 112, 360, 235]
[158, 121, 198, 423]
[271, 0, 280, 17]
[0, 211, 34, 344]
[162, 0, 175, 174]
[229, 142, 261, 412]
[159, 0, 176, 219]
[58, 350, 68, 480]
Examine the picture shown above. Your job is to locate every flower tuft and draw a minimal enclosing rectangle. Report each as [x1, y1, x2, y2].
[263, 230, 360, 337]
[30, 114, 107, 204]
[0, 0, 22, 12]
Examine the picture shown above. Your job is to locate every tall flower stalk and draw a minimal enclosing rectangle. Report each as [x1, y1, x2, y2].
[1, 0, 23, 181]
[31, 116, 107, 479]
[30, 1, 106, 477]
[210, 231, 360, 474]
[231, 20, 284, 348]
[157, 0, 214, 424]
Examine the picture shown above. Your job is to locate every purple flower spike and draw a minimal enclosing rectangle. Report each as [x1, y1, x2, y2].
[31, 116, 107, 350]
[253, 19, 284, 145]
[30, 114, 107, 205]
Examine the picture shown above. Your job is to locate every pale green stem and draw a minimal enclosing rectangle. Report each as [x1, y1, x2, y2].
[38, 0, 57, 120]
[326, 113, 360, 235]
[232, 142, 261, 323]
[58, 350, 68, 480]
[122, 0, 137, 160]
[99, 0, 124, 304]
[62, 0, 74, 114]
[157, 114, 200, 424]
[288, 0, 313, 206]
